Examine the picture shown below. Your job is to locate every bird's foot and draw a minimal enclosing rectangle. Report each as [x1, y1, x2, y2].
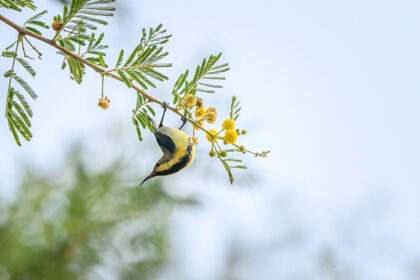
[179, 113, 188, 130]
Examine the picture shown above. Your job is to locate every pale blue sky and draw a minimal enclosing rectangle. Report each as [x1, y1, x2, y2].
[1, 0, 420, 279]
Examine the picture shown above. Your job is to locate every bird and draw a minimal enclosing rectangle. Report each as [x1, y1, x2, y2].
[140, 102, 195, 185]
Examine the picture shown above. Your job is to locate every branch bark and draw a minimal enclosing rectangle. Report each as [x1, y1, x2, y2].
[0, 14, 205, 130]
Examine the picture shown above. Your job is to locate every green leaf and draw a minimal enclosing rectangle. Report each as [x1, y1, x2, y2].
[12, 101, 31, 127]
[2, 51, 16, 58]
[75, 14, 108, 25]
[146, 105, 155, 116]
[27, 20, 49, 29]
[68, 37, 87, 46]
[230, 165, 247, 169]
[25, 9, 47, 23]
[24, 26, 42, 35]
[124, 45, 141, 67]
[8, 120, 22, 146]
[115, 49, 124, 67]
[13, 75, 37, 99]
[98, 53, 106, 68]
[126, 70, 148, 89]
[118, 70, 131, 87]
[66, 56, 85, 83]
[133, 119, 143, 141]
[13, 89, 33, 117]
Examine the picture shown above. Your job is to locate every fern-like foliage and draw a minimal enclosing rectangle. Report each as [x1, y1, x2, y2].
[23, 10, 50, 36]
[172, 53, 229, 114]
[1, 10, 50, 146]
[58, 32, 108, 83]
[110, 24, 172, 89]
[2, 48, 37, 146]
[53, 0, 114, 83]
[230, 95, 241, 121]
[216, 96, 246, 183]
[0, 0, 36, 11]
[132, 92, 156, 141]
[54, 0, 115, 34]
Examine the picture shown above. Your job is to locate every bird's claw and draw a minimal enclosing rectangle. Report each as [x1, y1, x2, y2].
[181, 114, 187, 123]
[179, 113, 188, 130]
[162, 102, 169, 109]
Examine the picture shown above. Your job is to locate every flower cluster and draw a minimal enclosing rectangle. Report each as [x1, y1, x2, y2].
[98, 96, 111, 110]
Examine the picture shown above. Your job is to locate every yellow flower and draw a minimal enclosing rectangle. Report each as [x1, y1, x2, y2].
[205, 107, 217, 124]
[206, 129, 219, 142]
[195, 107, 206, 118]
[194, 120, 203, 130]
[183, 94, 197, 107]
[207, 106, 216, 113]
[224, 129, 238, 144]
[97, 98, 109, 110]
[196, 99, 204, 108]
[192, 137, 198, 145]
[206, 112, 217, 123]
[222, 119, 235, 130]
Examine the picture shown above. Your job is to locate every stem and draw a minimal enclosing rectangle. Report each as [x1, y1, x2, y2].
[100, 75, 103, 99]
[23, 36, 42, 58]
[5, 37, 20, 117]
[0, 14, 212, 135]
[20, 37, 34, 60]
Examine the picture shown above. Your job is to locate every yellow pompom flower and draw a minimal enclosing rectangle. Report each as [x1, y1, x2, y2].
[195, 107, 206, 118]
[206, 112, 217, 124]
[205, 107, 217, 124]
[196, 99, 204, 108]
[207, 106, 216, 113]
[183, 94, 197, 107]
[224, 129, 238, 144]
[206, 129, 219, 142]
[222, 119, 235, 130]
[192, 137, 198, 145]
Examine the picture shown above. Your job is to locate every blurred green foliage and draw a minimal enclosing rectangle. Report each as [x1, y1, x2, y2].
[0, 145, 196, 279]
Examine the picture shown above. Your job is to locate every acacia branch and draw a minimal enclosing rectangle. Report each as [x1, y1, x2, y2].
[0, 14, 208, 133]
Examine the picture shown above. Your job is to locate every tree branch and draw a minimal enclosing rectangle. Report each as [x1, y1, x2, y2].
[0, 14, 208, 133]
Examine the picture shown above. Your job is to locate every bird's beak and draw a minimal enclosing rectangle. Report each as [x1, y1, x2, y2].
[140, 173, 155, 186]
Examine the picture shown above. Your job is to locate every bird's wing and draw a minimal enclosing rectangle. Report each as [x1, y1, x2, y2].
[154, 131, 176, 155]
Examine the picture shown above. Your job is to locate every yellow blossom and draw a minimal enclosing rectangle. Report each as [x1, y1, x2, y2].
[222, 119, 235, 130]
[224, 129, 238, 144]
[183, 94, 197, 107]
[195, 107, 206, 118]
[196, 99, 204, 108]
[192, 137, 198, 145]
[206, 129, 219, 142]
[97, 98, 109, 110]
[206, 112, 217, 123]
[207, 106, 216, 113]
[205, 107, 217, 124]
